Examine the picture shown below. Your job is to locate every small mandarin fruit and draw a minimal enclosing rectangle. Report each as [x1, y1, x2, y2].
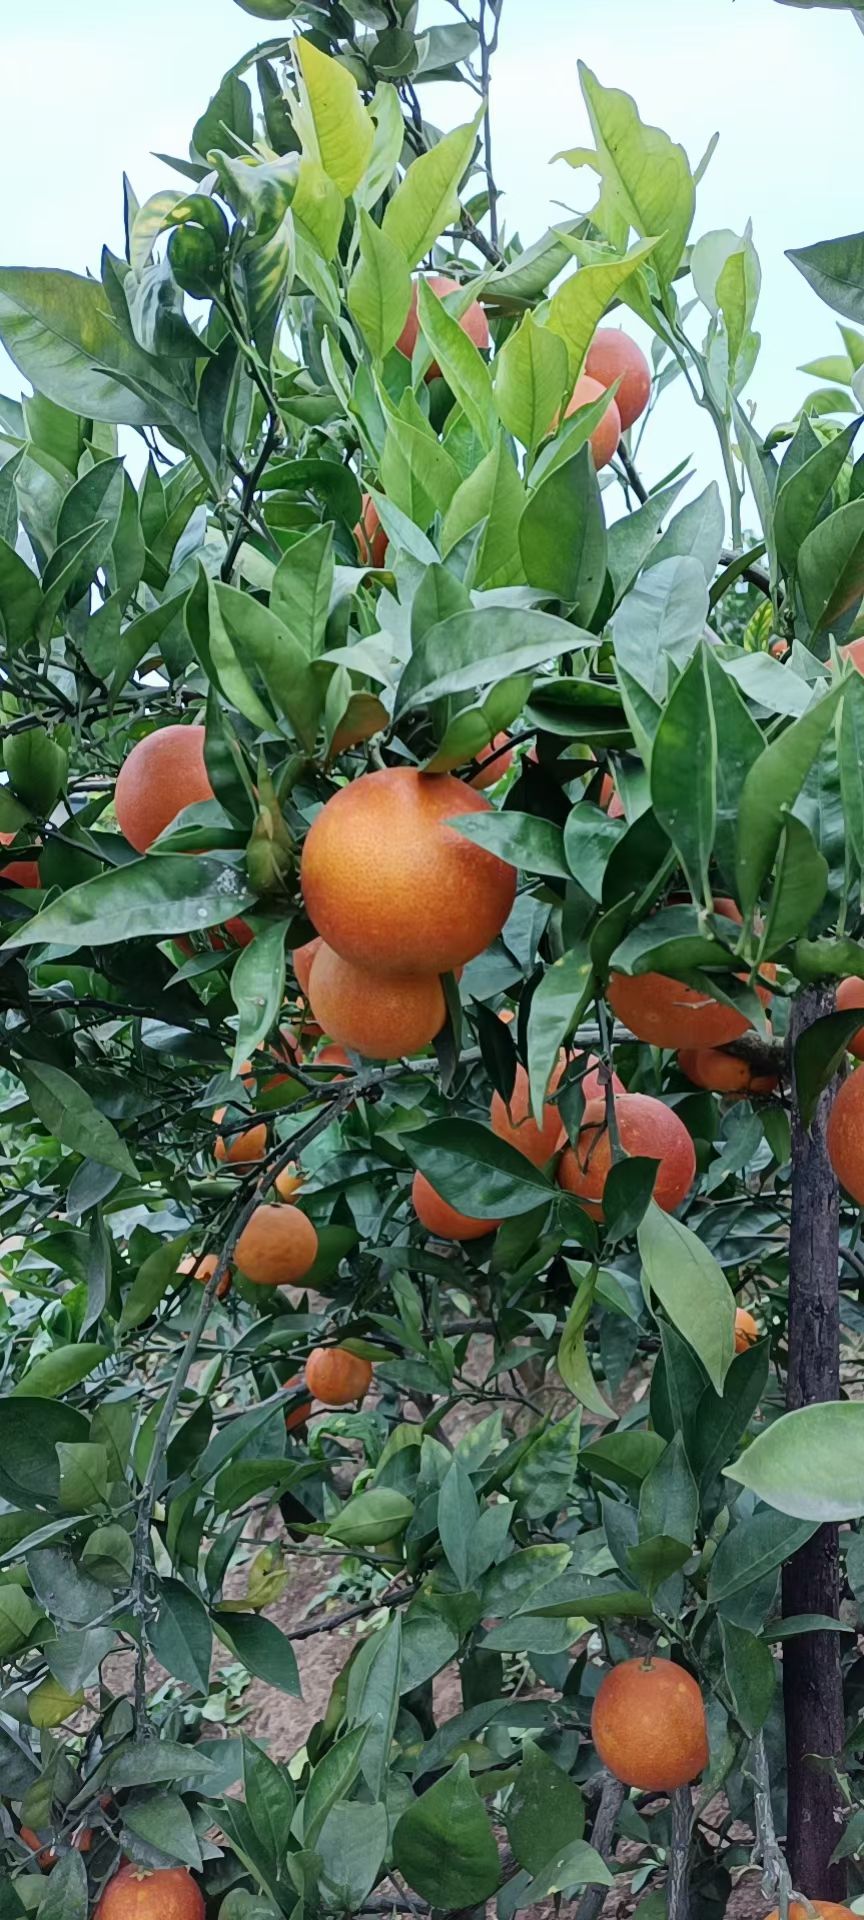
[591, 1657, 708, 1791]
[284, 1371, 313, 1432]
[301, 768, 516, 976]
[306, 1346, 373, 1406]
[213, 1107, 267, 1166]
[396, 274, 490, 373]
[557, 1093, 695, 1220]
[114, 725, 214, 854]
[677, 1047, 778, 1096]
[179, 1252, 230, 1301]
[354, 492, 388, 569]
[585, 327, 652, 430]
[20, 1826, 90, 1869]
[412, 1169, 499, 1241]
[836, 976, 864, 1059]
[469, 732, 514, 791]
[562, 373, 621, 468]
[827, 1067, 864, 1204]
[308, 941, 446, 1060]
[580, 1054, 625, 1103]
[0, 830, 40, 889]
[234, 1204, 319, 1286]
[293, 936, 323, 998]
[734, 1307, 759, 1353]
[96, 1863, 205, 1920]
[490, 1057, 565, 1167]
[275, 1163, 305, 1202]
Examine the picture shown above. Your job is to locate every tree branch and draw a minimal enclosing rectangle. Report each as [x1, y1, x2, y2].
[221, 413, 280, 583]
[572, 1771, 625, 1920]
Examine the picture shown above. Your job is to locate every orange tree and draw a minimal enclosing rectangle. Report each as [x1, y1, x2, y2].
[4, 2, 864, 1917]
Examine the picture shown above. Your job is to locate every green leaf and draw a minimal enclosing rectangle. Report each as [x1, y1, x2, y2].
[440, 437, 526, 589]
[579, 65, 695, 284]
[795, 1007, 864, 1128]
[0, 541, 42, 648]
[80, 1738, 219, 1795]
[0, 1399, 88, 1506]
[507, 1742, 585, 1875]
[81, 1523, 134, 1587]
[13, 1344, 109, 1400]
[395, 606, 585, 717]
[799, 498, 864, 631]
[520, 1840, 612, 1902]
[726, 1401, 864, 1519]
[348, 209, 412, 361]
[271, 522, 334, 661]
[735, 684, 843, 916]
[650, 643, 716, 901]
[546, 236, 658, 379]
[406, 1118, 553, 1220]
[393, 1757, 501, 1907]
[35, 1851, 88, 1920]
[839, 667, 864, 875]
[520, 445, 607, 623]
[5, 854, 255, 949]
[650, 481, 725, 583]
[528, 945, 594, 1125]
[606, 476, 690, 603]
[231, 923, 286, 1076]
[704, 650, 765, 888]
[788, 229, 864, 324]
[691, 1337, 771, 1488]
[124, 1794, 203, 1871]
[380, 398, 462, 529]
[243, 1736, 295, 1867]
[720, 1619, 775, 1736]
[382, 112, 483, 267]
[119, 1232, 190, 1332]
[708, 1508, 817, 1608]
[0, 268, 173, 426]
[294, 37, 374, 195]
[437, 1462, 478, 1588]
[302, 1725, 368, 1847]
[18, 1061, 137, 1177]
[212, 582, 323, 749]
[327, 1487, 414, 1547]
[494, 313, 569, 451]
[214, 1610, 301, 1692]
[0, 1584, 39, 1657]
[637, 1204, 735, 1394]
[558, 1268, 614, 1418]
[150, 1577, 213, 1692]
[417, 279, 496, 449]
[638, 1432, 697, 1548]
[612, 556, 708, 700]
[56, 1442, 108, 1513]
[774, 417, 861, 573]
[760, 813, 828, 956]
[449, 810, 569, 879]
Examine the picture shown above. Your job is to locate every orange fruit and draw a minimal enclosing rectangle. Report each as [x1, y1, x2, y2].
[0, 829, 40, 889]
[585, 328, 652, 431]
[412, 1169, 499, 1240]
[591, 1658, 708, 1790]
[308, 941, 446, 1060]
[301, 767, 516, 976]
[396, 274, 490, 373]
[234, 1204, 318, 1286]
[284, 1371, 313, 1432]
[213, 1107, 267, 1166]
[561, 373, 621, 469]
[765, 1904, 859, 1920]
[836, 976, 864, 1058]
[275, 1163, 305, 1201]
[469, 732, 514, 791]
[490, 1057, 566, 1166]
[580, 1054, 625, 1103]
[114, 725, 214, 854]
[677, 1047, 778, 1096]
[293, 936, 322, 998]
[306, 1346, 373, 1406]
[354, 493, 389, 569]
[20, 1825, 92, 1870]
[179, 1252, 230, 1301]
[770, 638, 789, 660]
[223, 916, 254, 946]
[827, 1067, 864, 1203]
[314, 1042, 351, 1074]
[557, 1093, 695, 1220]
[734, 1307, 759, 1353]
[608, 900, 773, 1051]
[96, 1864, 205, 1920]
[841, 637, 864, 674]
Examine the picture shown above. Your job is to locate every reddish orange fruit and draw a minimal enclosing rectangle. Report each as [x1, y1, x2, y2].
[561, 373, 621, 468]
[96, 1864, 205, 1920]
[836, 976, 864, 1059]
[314, 1042, 351, 1073]
[580, 1054, 625, 1103]
[765, 1903, 859, 1920]
[469, 732, 514, 791]
[591, 1658, 708, 1790]
[827, 1067, 864, 1204]
[396, 274, 490, 373]
[20, 1825, 92, 1870]
[293, 936, 322, 998]
[308, 941, 445, 1060]
[284, 1371, 313, 1431]
[234, 1205, 319, 1286]
[301, 768, 516, 976]
[306, 1346, 373, 1406]
[841, 637, 864, 674]
[114, 725, 214, 854]
[490, 1057, 565, 1166]
[734, 1307, 759, 1353]
[275, 1163, 305, 1202]
[354, 493, 389, 569]
[412, 1169, 499, 1240]
[677, 1047, 778, 1096]
[179, 1252, 230, 1301]
[557, 1093, 695, 1219]
[0, 829, 40, 889]
[213, 1107, 267, 1166]
[223, 916, 254, 946]
[608, 898, 773, 1050]
[585, 328, 652, 431]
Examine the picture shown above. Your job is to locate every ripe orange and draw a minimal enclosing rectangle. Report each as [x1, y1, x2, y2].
[608, 896, 773, 1050]
[765, 1904, 859, 1920]
[315, 1042, 351, 1074]
[585, 328, 652, 431]
[396, 274, 490, 373]
[490, 1057, 565, 1166]
[591, 1658, 708, 1790]
[557, 1093, 695, 1219]
[114, 725, 214, 854]
[234, 1204, 319, 1286]
[580, 1054, 625, 1103]
[677, 1047, 779, 1095]
[562, 373, 621, 469]
[827, 1067, 864, 1204]
[734, 1307, 759, 1353]
[306, 1346, 373, 1406]
[293, 936, 322, 998]
[284, 1371, 313, 1431]
[0, 830, 40, 889]
[20, 1825, 92, 1870]
[412, 1169, 499, 1241]
[841, 637, 864, 674]
[308, 941, 445, 1060]
[469, 732, 514, 791]
[354, 493, 389, 569]
[213, 1107, 267, 1166]
[301, 767, 516, 976]
[275, 1162, 305, 1201]
[836, 976, 864, 1059]
[179, 1252, 230, 1301]
[96, 1864, 205, 1920]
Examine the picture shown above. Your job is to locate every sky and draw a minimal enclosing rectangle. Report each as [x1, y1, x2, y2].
[3, 0, 864, 516]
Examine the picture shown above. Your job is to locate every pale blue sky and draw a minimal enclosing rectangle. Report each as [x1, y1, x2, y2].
[3, 0, 864, 513]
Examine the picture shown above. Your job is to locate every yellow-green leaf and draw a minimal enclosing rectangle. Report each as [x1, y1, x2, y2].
[293, 38, 374, 197]
[547, 237, 658, 382]
[493, 313, 569, 451]
[417, 279, 496, 449]
[579, 63, 695, 287]
[383, 110, 483, 268]
[441, 437, 526, 589]
[348, 210, 412, 361]
[293, 158, 344, 260]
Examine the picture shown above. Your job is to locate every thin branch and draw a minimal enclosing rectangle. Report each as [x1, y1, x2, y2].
[668, 1786, 692, 1920]
[572, 1771, 625, 1920]
[747, 1729, 794, 1906]
[287, 1582, 418, 1642]
[221, 414, 281, 583]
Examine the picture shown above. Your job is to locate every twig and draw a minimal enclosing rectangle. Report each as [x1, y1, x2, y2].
[287, 1582, 418, 1641]
[572, 1771, 625, 1920]
[748, 1729, 793, 1906]
[221, 413, 280, 583]
[668, 1786, 692, 1920]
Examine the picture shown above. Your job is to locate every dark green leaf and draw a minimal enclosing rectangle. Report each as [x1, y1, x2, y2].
[393, 1757, 501, 1907]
